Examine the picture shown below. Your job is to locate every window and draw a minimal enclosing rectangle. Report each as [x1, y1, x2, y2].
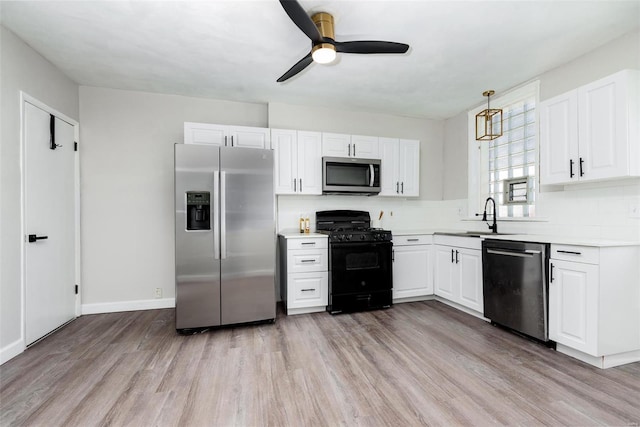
[468, 82, 539, 219]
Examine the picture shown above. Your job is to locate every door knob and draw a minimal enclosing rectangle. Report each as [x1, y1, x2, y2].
[28, 234, 48, 243]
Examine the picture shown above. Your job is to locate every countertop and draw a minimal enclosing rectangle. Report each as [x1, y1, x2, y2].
[390, 229, 639, 247]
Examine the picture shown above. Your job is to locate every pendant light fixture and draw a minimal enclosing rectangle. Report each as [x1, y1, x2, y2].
[476, 90, 503, 141]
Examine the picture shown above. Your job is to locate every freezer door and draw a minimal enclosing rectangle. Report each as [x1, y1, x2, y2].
[175, 144, 221, 329]
[220, 146, 276, 324]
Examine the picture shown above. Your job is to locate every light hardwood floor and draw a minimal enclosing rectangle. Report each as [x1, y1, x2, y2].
[1, 300, 639, 426]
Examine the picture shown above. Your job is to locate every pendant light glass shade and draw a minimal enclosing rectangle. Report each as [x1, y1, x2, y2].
[476, 90, 503, 141]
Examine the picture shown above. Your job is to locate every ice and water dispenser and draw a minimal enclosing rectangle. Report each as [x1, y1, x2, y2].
[186, 191, 210, 230]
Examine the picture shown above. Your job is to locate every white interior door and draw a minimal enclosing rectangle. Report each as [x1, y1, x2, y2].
[24, 101, 76, 345]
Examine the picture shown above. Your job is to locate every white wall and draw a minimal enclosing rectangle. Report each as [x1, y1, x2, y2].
[0, 25, 79, 362]
[78, 87, 267, 309]
[442, 111, 468, 200]
[441, 30, 640, 240]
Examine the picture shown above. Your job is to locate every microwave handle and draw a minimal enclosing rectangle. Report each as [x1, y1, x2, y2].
[369, 164, 375, 187]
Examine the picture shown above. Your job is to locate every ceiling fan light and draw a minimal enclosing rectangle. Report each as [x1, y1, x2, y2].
[312, 43, 336, 64]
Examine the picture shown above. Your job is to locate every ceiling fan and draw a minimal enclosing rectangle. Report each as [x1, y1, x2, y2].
[277, 0, 410, 82]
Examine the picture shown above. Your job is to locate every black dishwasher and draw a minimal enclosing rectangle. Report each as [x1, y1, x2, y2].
[482, 239, 552, 344]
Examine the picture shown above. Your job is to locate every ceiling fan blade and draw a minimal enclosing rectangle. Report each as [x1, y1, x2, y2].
[277, 52, 314, 82]
[279, 0, 322, 43]
[335, 41, 410, 54]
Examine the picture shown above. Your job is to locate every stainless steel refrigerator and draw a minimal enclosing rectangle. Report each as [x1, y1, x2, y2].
[174, 144, 276, 331]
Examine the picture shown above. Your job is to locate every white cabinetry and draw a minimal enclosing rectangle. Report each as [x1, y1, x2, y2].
[433, 235, 483, 314]
[392, 235, 433, 301]
[184, 122, 270, 148]
[322, 133, 380, 159]
[278, 235, 329, 315]
[379, 138, 420, 197]
[549, 244, 640, 368]
[540, 69, 639, 185]
[272, 129, 322, 195]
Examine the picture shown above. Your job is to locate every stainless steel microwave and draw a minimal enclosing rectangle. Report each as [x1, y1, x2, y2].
[322, 157, 381, 195]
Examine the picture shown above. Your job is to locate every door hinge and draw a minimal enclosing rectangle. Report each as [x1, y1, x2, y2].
[75, 284, 79, 294]
[74, 142, 78, 151]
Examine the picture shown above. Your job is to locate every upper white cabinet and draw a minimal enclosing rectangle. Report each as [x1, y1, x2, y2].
[379, 138, 420, 197]
[322, 133, 380, 159]
[272, 129, 322, 195]
[392, 235, 433, 301]
[184, 122, 271, 149]
[540, 69, 639, 185]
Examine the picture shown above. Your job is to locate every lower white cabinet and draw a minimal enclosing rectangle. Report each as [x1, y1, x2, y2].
[548, 244, 640, 368]
[278, 234, 329, 315]
[433, 236, 483, 314]
[392, 235, 433, 301]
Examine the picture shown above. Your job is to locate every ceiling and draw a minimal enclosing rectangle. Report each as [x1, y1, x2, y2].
[1, 1, 639, 120]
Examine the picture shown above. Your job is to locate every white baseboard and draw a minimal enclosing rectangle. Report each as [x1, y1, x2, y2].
[81, 298, 175, 315]
[1, 338, 25, 365]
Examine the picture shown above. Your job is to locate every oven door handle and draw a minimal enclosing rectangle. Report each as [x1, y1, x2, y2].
[486, 248, 540, 258]
[369, 164, 375, 187]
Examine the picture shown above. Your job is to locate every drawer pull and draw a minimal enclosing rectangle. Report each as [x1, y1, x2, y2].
[301, 288, 316, 292]
[300, 259, 316, 263]
[406, 238, 419, 242]
[300, 242, 316, 246]
[557, 250, 581, 255]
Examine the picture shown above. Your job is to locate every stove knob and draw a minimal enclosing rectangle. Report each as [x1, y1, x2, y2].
[360, 235, 366, 240]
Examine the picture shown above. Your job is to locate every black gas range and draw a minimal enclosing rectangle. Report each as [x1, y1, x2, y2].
[316, 210, 393, 314]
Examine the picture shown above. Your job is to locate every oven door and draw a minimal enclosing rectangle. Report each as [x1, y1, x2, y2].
[329, 241, 392, 294]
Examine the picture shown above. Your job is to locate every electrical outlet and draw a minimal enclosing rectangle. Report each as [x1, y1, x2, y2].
[155, 287, 163, 299]
[629, 202, 640, 218]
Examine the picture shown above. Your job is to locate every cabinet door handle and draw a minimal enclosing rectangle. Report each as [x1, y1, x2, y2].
[407, 238, 419, 242]
[569, 159, 574, 178]
[230, 135, 234, 147]
[348, 143, 351, 157]
[28, 234, 48, 243]
[550, 262, 554, 283]
[401, 182, 404, 194]
[579, 157, 584, 177]
[557, 250, 581, 255]
[300, 259, 316, 263]
[299, 178, 302, 192]
[353, 144, 356, 157]
[300, 242, 316, 246]
[396, 182, 400, 194]
[451, 249, 454, 263]
[392, 249, 395, 262]
[293, 179, 297, 192]
[301, 288, 316, 292]
[455, 250, 459, 264]
[224, 135, 228, 146]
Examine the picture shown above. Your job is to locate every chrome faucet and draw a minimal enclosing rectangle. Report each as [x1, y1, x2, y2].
[482, 197, 498, 234]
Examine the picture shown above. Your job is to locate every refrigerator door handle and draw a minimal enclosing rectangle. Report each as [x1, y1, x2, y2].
[220, 171, 227, 259]
[213, 171, 221, 260]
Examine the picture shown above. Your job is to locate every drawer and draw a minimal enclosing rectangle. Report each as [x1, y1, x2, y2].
[393, 234, 433, 246]
[551, 244, 599, 264]
[288, 272, 328, 308]
[287, 238, 328, 250]
[432, 234, 482, 250]
[287, 249, 328, 273]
